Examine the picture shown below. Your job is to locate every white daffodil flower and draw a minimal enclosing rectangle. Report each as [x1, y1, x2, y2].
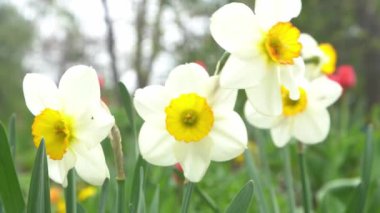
[23, 65, 115, 187]
[134, 63, 247, 182]
[210, 1, 305, 115]
[245, 76, 342, 147]
[299, 33, 337, 80]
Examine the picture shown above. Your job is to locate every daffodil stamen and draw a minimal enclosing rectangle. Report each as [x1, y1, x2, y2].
[264, 22, 302, 65]
[281, 86, 307, 116]
[32, 108, 75, 160]
[165, 93, 214, 143]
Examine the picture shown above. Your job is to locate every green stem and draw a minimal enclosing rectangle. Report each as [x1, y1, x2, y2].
[180, 181, 194, 213]
[117, 180, 126, 213]
[65, 169, 77, 213]
[194, 185, 220, 213]
[213, 52, 230, 75]
[297, 143, 311, 213]
[283, 145, 296, 213]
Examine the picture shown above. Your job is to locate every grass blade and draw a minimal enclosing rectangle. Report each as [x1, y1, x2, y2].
[226, 180, 254, 213]
[65, 169, 77, 213]
[180, 182, 194, 213]
[0, 122, 25, 212]
[26, 140, 51, 213]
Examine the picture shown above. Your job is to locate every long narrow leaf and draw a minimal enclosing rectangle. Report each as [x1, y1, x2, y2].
[347, 125, 374, 213]
[244, 150, 269, 213]
[118, 82, 139, 160]
[137, 167, 146, 213]
[180, 182, 194, 213]
[8, 114, 16, 158]
[226, 180, 254, 213]
[129, 156, 146, 213]
[26, 140, 51, 213]
[98, 179, 109, 213]
[0, 123, 25, 212]
[149, 186, 160, 213]
[65, 169, 77, 213]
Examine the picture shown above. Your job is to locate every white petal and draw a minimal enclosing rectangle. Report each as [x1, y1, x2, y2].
[23, 73, 60, 115]
[210, 3, 261, 58]
[209, 111, 247, 162]
[255, 0, 302, 29]
[292, 108, 330, 144]
[73, 144, 110, 186]
[204, 76, 237, 111]
[309, 76, 342, 108]
[59, 65, 100, 117]
[245, 68, 282, 116]
[299, 33, 323, 59]
[133, 85, 170, 125]
[74, 103, 115, 149]
[220, 55, 266, 89]
[244, 101, 280, 128]
[138, 123, 177, 166]
[173, 140, 212, 182]
[279, 57, 305, 100]
[270, 118, 292, 147]
[165, 63, 209, 96]
[47, 150, 76, 187]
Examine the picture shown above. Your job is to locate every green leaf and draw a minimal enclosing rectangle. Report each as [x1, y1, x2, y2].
[149, 186, 160, 213]
[117, 180, 126, 213]
[225, 180, 254, 213]
[98, 179, 109, 213]
[346, 125, 374, 213]
[194, 185, 220, 213]
[0, 122, 25, 212]
[118, 82, 139, 160]
[244, 150, 269, 213]
[129, 156, 146, 213]
[180, 182, 194, 213]
[8, 113, 16, 158]
[137, 167, 146, 213]
[65, 169, 77, 213]
[26, 140, 51, 213]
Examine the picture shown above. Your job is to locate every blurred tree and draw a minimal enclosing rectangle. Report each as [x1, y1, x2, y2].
[0, 4, 34, 121]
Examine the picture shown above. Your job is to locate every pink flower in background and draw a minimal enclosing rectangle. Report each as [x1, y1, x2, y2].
[98, 73, 105, 89]
[329, 65, 356, 89]
[195, 60, 207, 69]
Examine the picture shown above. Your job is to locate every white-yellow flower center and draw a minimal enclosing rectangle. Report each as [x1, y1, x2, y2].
[165, 93, 214, 143]
[281, 86, 308, 116]
[32, 109, 75, 160]
[264, 22, 302, 65]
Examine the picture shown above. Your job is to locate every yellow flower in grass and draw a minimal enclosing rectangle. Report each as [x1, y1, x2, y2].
[210, 1, 305, 116]
[134, 63, 248, 182]
[23, 65, 114, 187]
[245, 76, 342, 147]
[78, 186, 97, 201]
[299, 33, 337, 79]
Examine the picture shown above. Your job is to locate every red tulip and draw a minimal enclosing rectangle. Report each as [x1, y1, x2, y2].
[329, 65, 356, 89]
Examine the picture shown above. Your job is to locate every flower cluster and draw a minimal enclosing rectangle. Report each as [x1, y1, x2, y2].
[23, 0, 344, 185]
